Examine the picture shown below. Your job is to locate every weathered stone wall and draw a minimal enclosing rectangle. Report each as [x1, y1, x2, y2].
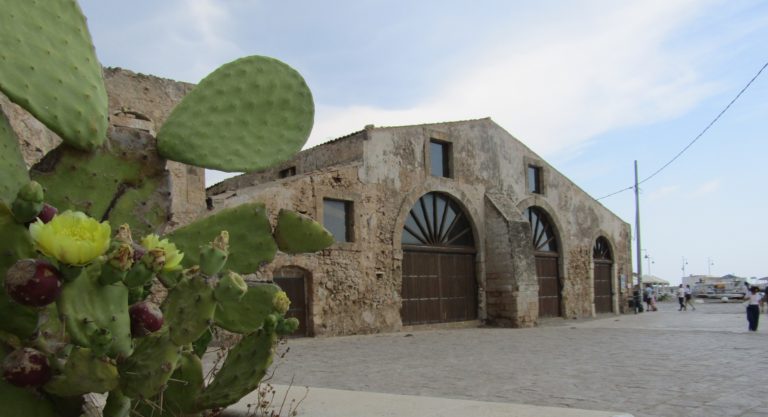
[1, 67, 206, 229]
[210, 118, 632, 336]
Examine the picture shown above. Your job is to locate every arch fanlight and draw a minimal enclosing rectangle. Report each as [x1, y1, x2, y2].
[525, 207, 558, 252]
[402, 192, 474, 247]
[593, 237, 612, 260]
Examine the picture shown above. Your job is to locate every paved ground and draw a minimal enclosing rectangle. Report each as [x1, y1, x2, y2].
[261, 300, 768, 417]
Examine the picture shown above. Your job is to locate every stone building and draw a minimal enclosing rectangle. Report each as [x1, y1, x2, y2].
[208, 119, 633, 337]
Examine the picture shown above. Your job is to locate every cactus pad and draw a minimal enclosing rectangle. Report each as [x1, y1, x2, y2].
[118, 330, 181, 400]
[157, 55, 314, 172]
[30, 128, 171, 237]
[56, 262, 132, 358]
[274, 209, 334, 254]
[215, 283, 281, 334]
[161, 351, 204, 415]
[196, 328, 276, 409]
[168, 203, 277, 274]
[0, 1, 108, 150]
[103, 390, 131, 417]
[162, 275, 216, 346]
[0, 111, 29, 206]
[43, 347, 119, 397]
[0, 379, 58, 417]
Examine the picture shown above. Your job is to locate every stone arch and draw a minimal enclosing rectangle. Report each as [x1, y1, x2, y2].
[516, 200, 564, 318]
[395, 187, 482, 325]
[592, 236, 615, 314]
[273, 265, 313, 337]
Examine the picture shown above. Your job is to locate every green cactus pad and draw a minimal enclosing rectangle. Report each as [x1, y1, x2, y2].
[44, 347, 119, 397]
[103, 390, 131, 417]
[167, 203, 277, 274]
[118, 329, 181, 400]
[215, 283, 281, 334]
[274, 209, 334, 254]
[0, 379, 58, 417]
[0, 111, 29, 206]
[30, 128, 171, 237]
[157, 55, 314, 172]
[0, 205, 38, 339]
[196, 328, 276, 409]
[57, 262, 133, 358]
[162, 275, 216, 346]
[161, 351, 204, 415]
[0, 1, 108, 150]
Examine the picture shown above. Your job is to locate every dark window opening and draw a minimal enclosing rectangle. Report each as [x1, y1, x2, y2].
[526, 207, 558, 252]
[528, 165, 542, 194]
[323, 198, 353, 242]
[279, 166, 297, 178]
[430, 140, 452, 178]
[401, 192, 474, 247]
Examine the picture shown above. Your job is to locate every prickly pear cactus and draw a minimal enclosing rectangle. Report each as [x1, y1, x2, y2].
[0, 1, 334, 416]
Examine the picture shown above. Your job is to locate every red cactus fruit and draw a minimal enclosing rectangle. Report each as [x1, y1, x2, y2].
[4, 259, 62, 307]
[2, 348, 52, 387]
[36, 203, 58, 224]
[129, 301, 164, 336]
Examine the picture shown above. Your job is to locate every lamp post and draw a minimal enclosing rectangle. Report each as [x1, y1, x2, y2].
[707, 257, 714, 276]
[681, 256, 688, 278]
[643, 251, 654, 276]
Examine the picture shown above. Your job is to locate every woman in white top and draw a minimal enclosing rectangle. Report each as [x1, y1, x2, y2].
[745, 286, 762, 332]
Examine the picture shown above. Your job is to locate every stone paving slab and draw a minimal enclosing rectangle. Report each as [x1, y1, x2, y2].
[253, 300, 768, 417]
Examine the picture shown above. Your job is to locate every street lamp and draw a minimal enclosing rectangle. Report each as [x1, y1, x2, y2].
[644, 253, 654, 276]
[681, 257, 688, 277]
[707, 257, 714, 276]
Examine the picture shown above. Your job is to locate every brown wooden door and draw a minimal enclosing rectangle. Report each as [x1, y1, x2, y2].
[594, 261, 613, 313]
[402, 250, 477, 325]
[536, 254, 561, 317]
[274, 274, 308, 337]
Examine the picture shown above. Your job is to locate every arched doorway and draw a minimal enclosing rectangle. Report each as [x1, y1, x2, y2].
[526, 207, 561, 318]
[273, 266, 310, 337]
[593, 237, 613, 314]
[401, 192, 477, 325]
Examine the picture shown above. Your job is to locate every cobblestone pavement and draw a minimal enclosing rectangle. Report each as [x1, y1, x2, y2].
[266, 300, 768, 417]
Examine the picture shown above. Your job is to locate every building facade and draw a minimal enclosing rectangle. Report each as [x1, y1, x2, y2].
[208, 119, 633, 337]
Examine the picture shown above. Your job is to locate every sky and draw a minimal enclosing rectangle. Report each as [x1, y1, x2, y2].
[78, 0, 768, 284]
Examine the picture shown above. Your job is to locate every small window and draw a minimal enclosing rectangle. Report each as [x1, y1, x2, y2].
[323, 198, 353, 242]
[430, 140, 451, 178]
[528, 165, 542, 194]
[279, 166, 296, 178]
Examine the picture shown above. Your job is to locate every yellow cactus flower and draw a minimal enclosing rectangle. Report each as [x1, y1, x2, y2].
[140, 234, 184, 271]
[29, 210, 111, 266]
[273, 291, 291, 315]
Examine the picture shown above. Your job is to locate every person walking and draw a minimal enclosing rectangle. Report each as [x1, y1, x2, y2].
[745, 286, 762, 332]
[644, 284, 655, 312]
[677, 284, 686, 311]
[684, 284, 696, 311]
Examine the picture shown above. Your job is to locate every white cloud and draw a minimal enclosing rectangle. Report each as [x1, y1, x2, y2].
[306, 0, 719, 156]
[691, 179, 723, 196]
[648, 185, 681, 201]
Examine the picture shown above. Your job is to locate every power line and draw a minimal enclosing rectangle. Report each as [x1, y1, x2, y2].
[597, 60, 768, 201]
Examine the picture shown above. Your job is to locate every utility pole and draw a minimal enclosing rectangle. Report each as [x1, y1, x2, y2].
[707, 257, 714, 276]
[634, 161, 643, 311]
[681, 257, 688, 277]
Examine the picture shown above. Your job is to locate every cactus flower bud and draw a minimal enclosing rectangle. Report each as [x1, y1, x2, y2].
[273, 291, 291, 315]
[129, 301, 164, 337]
[199, 231, 229, 276]
[100, 244, 134, 285]
[214, 271, 247, 302]
[11, 181, 44, 223]
[114, 224, 133, 245]
[4, 259, 62, 307]
[277, 317, 300, 335]
[2, 347, 52, 387]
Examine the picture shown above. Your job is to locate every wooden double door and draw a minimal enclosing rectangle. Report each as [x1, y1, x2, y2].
[536, 253, 561, 318]
[401, 250, 477, 325]
[593, 261, 613, 313]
